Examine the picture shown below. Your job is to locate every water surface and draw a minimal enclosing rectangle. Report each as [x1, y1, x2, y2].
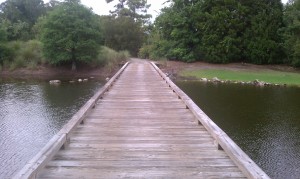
[0, 79, 103, 178]
[176, 81, 300, 179]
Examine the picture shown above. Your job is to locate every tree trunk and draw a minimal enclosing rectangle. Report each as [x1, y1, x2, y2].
[72, 60, 76, 71]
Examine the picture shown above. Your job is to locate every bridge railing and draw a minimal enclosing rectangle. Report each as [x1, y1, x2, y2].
[150, 62, 270, 179]
[13, 62, 130, 179]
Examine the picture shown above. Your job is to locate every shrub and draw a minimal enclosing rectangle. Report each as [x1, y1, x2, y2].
[118, 50, 130, 62]
[7, 41, 23, 52]
[0, 43, 13, 65]
[5, 40, 44, 70]
[9, 57, 26, 70]
[138, 45, 151, 59]
[92, 46, 130, 70]
[21, 40, 45, 65]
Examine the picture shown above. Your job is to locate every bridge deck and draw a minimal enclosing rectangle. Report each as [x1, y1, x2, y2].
[18, 60, 269, 178]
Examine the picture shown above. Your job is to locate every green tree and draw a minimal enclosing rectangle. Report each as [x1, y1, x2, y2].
[102, 0, 151, 56]
[283, 0, 300, 67]
[101, 15, 144, 56]
[0, 20, 11, 65]
[149, 0, 284, 64]
[1, 19, 31, 40]
[151, 0, 204, 62]
[0, 0, 46, 40]
[106, 0, 151, 25]
[41, 0, 102, 70]
[0, 0, 46, 25]
[241, 0, 284, 64]
[199, 0, 244, 63]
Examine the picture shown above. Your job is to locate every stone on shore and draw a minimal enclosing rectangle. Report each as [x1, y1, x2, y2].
[212, 77, 221, 82]
[49, 80, 61, 85]
[200, 78, 208, 82]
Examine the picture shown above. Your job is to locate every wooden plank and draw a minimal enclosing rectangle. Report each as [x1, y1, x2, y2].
[38, 167, 245, 179]
[46, 159, 238, 167]
[53, 150, 230, 160]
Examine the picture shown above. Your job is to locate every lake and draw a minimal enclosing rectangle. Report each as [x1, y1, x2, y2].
[0, 78, 104, 179]
[176, 81, 300, 179]
[1, 78, 299, 178]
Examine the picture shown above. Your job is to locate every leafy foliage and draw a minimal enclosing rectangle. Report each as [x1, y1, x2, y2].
[146, 0, 285, 64]
[0, 0, 46, 25]
[0, 0, 47, 40]
[102, 0, 151, 56]
[0, 40, 44, 69]
[282, 0, 300, 67]
[41, 1, 102, 69]
[106, 0, 151, 25]
[241, 0, 284, 64]
[92, 46, 130, 71]
[0, 43, 12, 65]
[100, 15, 144, 56]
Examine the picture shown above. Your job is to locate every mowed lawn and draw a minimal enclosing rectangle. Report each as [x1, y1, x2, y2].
[180, 69, 300, 86]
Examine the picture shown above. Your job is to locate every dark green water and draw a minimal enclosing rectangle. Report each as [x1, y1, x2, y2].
[0, 78, 104, 179]
[1, 78, 299, 178]
[176, 81, 300, 179]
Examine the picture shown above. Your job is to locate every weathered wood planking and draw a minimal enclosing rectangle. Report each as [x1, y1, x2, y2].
[14, 59, 269, 179]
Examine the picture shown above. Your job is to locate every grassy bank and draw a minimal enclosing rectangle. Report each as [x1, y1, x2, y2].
[181, 69, 300, 86]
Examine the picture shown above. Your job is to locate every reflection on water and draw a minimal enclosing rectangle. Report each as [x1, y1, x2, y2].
[0, 79, 103, 178]
[176, 81, 300, 179]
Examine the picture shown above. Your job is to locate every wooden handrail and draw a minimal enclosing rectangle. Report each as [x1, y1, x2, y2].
[150, 62, 270, 179]
[13, 62, 130, 179]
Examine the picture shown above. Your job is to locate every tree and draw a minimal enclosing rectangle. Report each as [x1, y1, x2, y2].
[151, 0, 204, 62]
[0, 0, 46, 40]
[101, 0, 151, 56]
[100, 15, 144, 56]
[41, 0, 102, 70]
[0, 20, 11, 65]
[148, 0, 284, 64]
[199, 0, 244, 63]
[283, 0, 300, 67]
[241, 0, 284, 64]
[106, 0, 151, 25]
[0, 0, 46, 25]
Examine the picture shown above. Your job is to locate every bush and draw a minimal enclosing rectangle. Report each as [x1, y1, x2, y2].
[0, 43, 13, 65]
[92, 46, 130, 71]
[138, 45, 151, 59]
[9, 56, 26, 70]
[20, 40, 45, 65]
[5, 40, 44, 70]
[7, 41, 22, 52]
[291, 42, 300, 67]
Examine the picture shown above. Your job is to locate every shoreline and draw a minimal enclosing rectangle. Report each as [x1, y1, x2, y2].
[158, 61, 300, 87]
[0, 65, 119, 81]
[2, 60, 300, 87]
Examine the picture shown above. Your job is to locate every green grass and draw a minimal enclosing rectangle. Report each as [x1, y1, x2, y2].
[181, 69, 300, 86]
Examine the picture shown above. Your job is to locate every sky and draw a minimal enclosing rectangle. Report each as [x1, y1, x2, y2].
[0, 0, 291, 20]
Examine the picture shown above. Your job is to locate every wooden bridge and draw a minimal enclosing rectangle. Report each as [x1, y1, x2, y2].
[14, 59, 269, 178]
